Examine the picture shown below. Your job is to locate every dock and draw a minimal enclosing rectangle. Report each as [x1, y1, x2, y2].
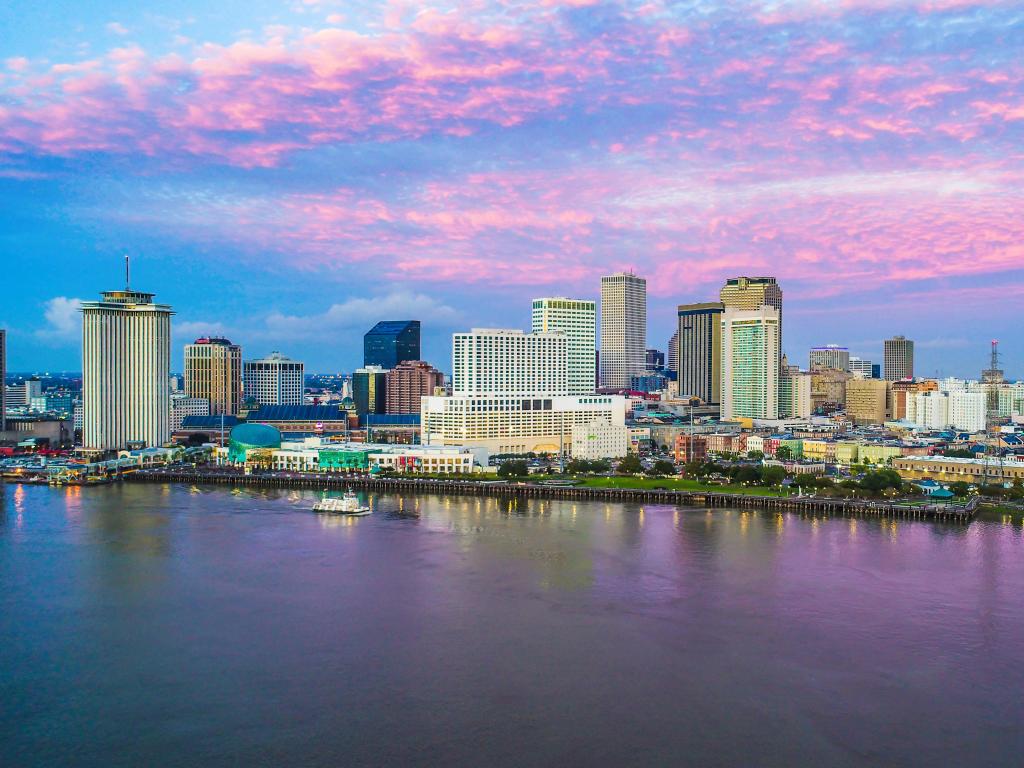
[125, 469, 979, 523]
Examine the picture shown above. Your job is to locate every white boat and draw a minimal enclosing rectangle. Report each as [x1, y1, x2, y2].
[313, 491, 371, 516]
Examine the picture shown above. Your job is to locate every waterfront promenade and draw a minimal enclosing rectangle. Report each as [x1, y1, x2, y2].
[127, 468, 979, 523]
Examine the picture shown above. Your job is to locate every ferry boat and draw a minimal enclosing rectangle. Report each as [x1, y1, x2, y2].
[313, 490, 371, 516]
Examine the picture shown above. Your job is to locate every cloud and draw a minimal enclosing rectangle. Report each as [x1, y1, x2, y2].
[261, 292, 460, 340]
[106, 22, 129, 36]
[35, 297, 84, 344]
[174, 320, 230, 340]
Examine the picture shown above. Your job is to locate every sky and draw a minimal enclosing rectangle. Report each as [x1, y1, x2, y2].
[0, 0, 1021, 377]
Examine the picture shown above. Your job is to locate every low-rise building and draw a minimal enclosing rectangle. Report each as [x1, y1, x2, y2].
[893, 456, 1024, 485]
[571, 422, 630, 460]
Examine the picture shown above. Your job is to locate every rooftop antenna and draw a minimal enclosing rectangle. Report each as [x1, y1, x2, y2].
[125, 253, 131, 291]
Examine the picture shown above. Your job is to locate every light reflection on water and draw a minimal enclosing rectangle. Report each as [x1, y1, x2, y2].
[1, 482, 1023, 767]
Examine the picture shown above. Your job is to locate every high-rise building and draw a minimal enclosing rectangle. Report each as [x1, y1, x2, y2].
[848, 356, 876, 378]
[720, 307, 780, 420]
[645, 349, 665, 371]
[884, 336, 914, 381]
[720, 277, 783, 370]
[453, 328, 567, 397]
[676, 302, 724, 405]
[363, 321, 420, 369]
[531, 297, 596, 396]
[244, 352, 304, 406]
[81, 285, 173, 450]
[353, 365, 388, 415]
[779, 367, 813, 419]
[950, 391, 987, 433]
[809, 345, 850, 372]
[386, 360, 444, 415]
[184, 337, 242, 416]
[845, 379, 891, 425]
[599, 272, 646, 388]
[666, 330, 678, 374]
[0, 328, 5, 433]
[889, 379, 938, 420]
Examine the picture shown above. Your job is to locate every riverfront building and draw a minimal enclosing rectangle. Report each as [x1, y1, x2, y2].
[81, 285, 173, 451]
[244, 352, 304, 406]
[676, 302, 724, 405]
[421, 394, 627, 457]
[884, 336, 915, 381]
[721, 307, 780, 420]
[363, 321, 420, 369]
[599, 273, 646, 388]
[453, 328, 567, 397]
[353, 365, 388, 416]
[184, 337, 242, 416]
[531, 297, 597, 396]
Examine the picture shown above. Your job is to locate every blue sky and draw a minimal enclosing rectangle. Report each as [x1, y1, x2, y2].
[1, 1, 1022, 376]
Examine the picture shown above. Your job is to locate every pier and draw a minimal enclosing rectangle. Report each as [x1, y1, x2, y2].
[126, 469, 979, 523]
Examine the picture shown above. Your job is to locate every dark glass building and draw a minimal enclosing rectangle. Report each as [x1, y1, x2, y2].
[363, 321, 420, 369]
[353, 366, 388, 416]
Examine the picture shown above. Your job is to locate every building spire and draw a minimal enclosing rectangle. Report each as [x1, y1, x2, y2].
[125, 253, 131, 290]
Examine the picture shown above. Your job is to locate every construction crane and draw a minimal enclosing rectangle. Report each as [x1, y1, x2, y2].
[981, 340, 1005, 486]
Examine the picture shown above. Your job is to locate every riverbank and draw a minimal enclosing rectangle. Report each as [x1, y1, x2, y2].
[125, 468, 979, 523]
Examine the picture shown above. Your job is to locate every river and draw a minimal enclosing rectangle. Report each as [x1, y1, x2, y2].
[1, 482, 1022, 767]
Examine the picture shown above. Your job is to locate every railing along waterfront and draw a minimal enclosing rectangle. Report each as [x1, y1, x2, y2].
[125, 469, 979, 523]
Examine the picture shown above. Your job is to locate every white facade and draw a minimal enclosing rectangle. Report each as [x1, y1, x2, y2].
[571, 421, 629, 460]
[780, 370, 813, 419]
[453, 328, 567, 397]
[949, 391, 986, 433]
[422, 394, 626, 455]
[848, 356, 875, 378]
[599, 273, 646, 388]
[244, 352, 304, 406]
[170, 395, 211, 431]
[81, 289, 173, 450]
[531, 297, 596, 395]
[908, 391, 949, 431]
[721, 307, 780, 420]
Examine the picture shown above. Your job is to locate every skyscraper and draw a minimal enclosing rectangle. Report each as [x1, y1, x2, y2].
[599, 272, 646, 388]
[720, 307, 780, 420]
[884, 336, 914, 381]
[676, 302, 724, 405]
[666, 330, 678, 374]
[0, 328, 6, 433]
[531, 297, 596, 395]
[848, 356, 876, 378]
[244, 352, 304, 406]
[364, 321, 420, 369]
[184, 337, 243, 415]
[720, 277, 783, 369]
[386, 360, 444, 414]
[81, 283, 173, 450]
[353, 365, 388, 415]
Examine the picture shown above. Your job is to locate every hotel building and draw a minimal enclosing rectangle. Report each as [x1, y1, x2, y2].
[720, 307, 780, 420]
[884, 336, 915, 381]
[244, 352, 304, 406]
[676, 302, 724, 404]
[184, 337, 242, 416]
[531, 297, 597, 396]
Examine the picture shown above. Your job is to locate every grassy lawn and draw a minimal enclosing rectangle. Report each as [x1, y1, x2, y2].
[574, 476, 790, 497]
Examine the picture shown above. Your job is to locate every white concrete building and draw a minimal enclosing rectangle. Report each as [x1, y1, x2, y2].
[949, 391, 986, 433]
[422, 394, 626, 456]
[721, 307, 780, 420]
[809, 345, 850, 372]
[908, 391, 949, 431]
[848, 356, 875, 378]
[531, 297, 596, 395]
[779, 369, 813, 419]
[571, 421, 630, 460]
[453, 328, 568, 397]
[170, 395, 210, 431]
[599, 272, 646, 388]
[244, 352, 304, 406]
[81, 287, 173, 450]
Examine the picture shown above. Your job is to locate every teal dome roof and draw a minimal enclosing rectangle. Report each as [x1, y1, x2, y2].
[229, 423, 281, 448]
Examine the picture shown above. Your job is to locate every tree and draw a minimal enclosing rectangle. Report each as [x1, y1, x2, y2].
[760, 465, 787, 486]
[943, 449, 974, 459]
[497, 460, 529, 478]
[617, 454, 643, 474]
[793, 474, 818, 489]
[775, 446, 793, 461]
[734, 466, 762, 485]
[747, 450, 764, 461]
[948, 481, 972, 498]
[648, 459, 676, 476]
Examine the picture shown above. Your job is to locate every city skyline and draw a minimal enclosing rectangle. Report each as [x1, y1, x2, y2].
[1, 2, 1022, 375]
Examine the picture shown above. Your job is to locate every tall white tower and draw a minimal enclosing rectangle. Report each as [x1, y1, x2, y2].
[81, 263, 173, 451]
[599, 272, 646, 388]
[531, 297, 596, 395]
